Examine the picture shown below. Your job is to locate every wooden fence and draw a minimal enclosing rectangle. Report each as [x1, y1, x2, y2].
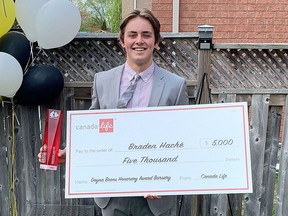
[1, 86, 288, 216]
[1, 41, 288, 215]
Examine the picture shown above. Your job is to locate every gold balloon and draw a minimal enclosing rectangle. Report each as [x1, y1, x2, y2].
[0, 0, 16, 37]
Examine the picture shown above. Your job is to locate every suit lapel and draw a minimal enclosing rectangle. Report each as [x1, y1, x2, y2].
[109, 65, 124, 108]
[148, 65, 165, 107]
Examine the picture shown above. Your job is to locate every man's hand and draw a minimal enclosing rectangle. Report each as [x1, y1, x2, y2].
[56, 148, 66, 164]
[144, 194, 161, 200]
[38, 147, 67, 164]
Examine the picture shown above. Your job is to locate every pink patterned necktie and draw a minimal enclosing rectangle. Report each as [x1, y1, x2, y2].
[117, 74, 141, 108]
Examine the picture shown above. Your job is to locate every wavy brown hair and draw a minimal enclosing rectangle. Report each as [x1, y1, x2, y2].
[119, 8, 161, 45]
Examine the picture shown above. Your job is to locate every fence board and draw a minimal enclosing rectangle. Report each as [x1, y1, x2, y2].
[178, 195, 195, 216]
[14, 106, 42, 215]
[210, 194, 228, 216]
[244, 94, 270, 216]
[0, 103, 10, 216]
[261, 106, 282, 215]
[275, 95, 288, 216]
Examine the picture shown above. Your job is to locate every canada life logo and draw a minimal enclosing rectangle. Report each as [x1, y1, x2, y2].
[99, 119, 114, 133]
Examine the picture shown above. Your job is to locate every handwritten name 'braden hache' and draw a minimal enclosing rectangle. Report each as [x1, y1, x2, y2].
[128, 141, 184, 150]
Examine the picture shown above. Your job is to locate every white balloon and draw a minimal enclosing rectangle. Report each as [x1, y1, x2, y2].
[35, 0, 81, 49]
[0, 52, 23, 97]
[15, 0, 50, 42]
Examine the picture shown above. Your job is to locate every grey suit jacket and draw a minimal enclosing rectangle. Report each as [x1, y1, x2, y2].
[90, 63, 189, 216]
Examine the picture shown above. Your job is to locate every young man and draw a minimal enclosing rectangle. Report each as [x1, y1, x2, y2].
[40, 8, 189, 216]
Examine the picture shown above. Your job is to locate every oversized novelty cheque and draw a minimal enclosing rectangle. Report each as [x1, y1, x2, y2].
[65, 102, 253, 198]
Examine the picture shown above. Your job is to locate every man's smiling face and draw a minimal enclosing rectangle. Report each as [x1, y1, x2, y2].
[120, 16, 158, 72]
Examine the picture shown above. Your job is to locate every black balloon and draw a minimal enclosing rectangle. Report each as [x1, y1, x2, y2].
[15, 65, 64, 105]
[0, 31, 31, 70]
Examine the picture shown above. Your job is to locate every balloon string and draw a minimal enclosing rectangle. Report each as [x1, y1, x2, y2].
[24, 43, 35, 73]
[4, 101, 13, 215]
[11, 101, 18, 216]
[6, 116, 12, 216]
[24, 46, 44, 74]
[2, 100, 17, 215]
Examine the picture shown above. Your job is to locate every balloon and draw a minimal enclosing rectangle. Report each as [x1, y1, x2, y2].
[0, 0, 15, 37]
[15, 0, 49, 42]
[15, 65, 64, 105]
[0, 31, 31, 70]
[35, 0, 81, 49]
[0, 52, 23, 97]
